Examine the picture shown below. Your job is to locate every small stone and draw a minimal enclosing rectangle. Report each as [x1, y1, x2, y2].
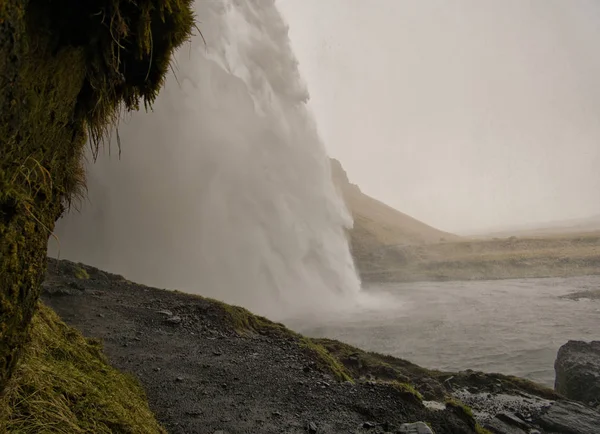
[306, 421, 318, 433]
[154, 367, 161, 372]
[213, 351, 223, 356]
[363, 421, 377, 428]
[175, 377, 184, 382]
[272, 411, 282, 417]
[97, 313, 105, 318]
[157, 310, 173, 316]
[166, 315, 182, 324]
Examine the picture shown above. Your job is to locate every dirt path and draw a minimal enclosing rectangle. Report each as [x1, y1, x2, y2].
[41, 259, 474, 434]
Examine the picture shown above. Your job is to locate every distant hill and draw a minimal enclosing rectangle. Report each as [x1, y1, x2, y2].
[329, 159, 600, 283]
[330, 158, 459, 247]
[473, 215, 600, 238]
[329, 158, 460, 277]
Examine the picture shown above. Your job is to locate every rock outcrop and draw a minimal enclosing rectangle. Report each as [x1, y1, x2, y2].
[0, 0, 194, 393]
[555, 340, 600, 407]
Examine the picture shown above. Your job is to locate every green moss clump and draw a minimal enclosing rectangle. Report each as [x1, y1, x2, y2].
[74, 266, 90, 280]
[389, 381, 423, 401]
[0, 0, 195, 391]
[213, 300, 291, 338]
[445, 398, 474, 418]
[445, 399, 479, 431]
[0, 304, 165, 433]
[298, 338, 353, 382]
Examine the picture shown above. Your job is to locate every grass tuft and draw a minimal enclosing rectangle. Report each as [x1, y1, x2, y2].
[0, 304, 165, 433]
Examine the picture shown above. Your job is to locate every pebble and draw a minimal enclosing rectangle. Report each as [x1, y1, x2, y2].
[166, 315, 182, 324]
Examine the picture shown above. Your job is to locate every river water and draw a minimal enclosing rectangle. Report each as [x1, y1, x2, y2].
[288, 276, 600, 387]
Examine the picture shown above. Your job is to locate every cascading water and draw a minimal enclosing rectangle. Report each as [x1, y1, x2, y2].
[50, 0, 362, 320]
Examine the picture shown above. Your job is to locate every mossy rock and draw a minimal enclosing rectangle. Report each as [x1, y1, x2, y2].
[0, 0, 194, 391]
[0, 303, 165, 433]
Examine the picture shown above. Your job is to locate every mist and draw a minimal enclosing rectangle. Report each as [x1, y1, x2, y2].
[279, 0, 600, 235]
[50, 0, 361, 320]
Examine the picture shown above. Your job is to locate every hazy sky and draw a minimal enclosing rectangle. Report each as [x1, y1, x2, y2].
[278, 0, 600, 234]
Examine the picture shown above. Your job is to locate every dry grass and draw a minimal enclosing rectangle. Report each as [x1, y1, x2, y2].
[0, 304, 165, 434]
[358, 231, 600, 282]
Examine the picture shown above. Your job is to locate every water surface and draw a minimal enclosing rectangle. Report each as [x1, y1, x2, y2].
[288, 276, 600, 387]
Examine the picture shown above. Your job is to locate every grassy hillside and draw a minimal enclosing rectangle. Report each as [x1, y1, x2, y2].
[329, 159, 600, 282]
[330, 158, 459, 247]
[329, 158, 463, 279]
[360, 231, 600, 282]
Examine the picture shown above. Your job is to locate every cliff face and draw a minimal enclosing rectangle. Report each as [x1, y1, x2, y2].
[0, 0, 193, 392]
[329, 158, 460, 277]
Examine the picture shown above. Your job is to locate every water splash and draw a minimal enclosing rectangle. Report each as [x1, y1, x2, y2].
[50, 0, 361, 319]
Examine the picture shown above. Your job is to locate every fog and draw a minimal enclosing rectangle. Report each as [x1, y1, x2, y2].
[279, 0, 600, 234]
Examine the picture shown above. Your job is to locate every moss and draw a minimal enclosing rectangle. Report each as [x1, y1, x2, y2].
[0, 0, 194, 391]
[298, 338, 353, 382]
[445, 398, 474, 418]
[390, 381, 423, 401]
[212, 299, 291, 338]
[74, 266, 89, 280]
[0, 303, 165, 433]
[445, 398, 478, 431]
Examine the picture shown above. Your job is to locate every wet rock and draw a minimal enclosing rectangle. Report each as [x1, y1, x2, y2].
[398, 421, 434, 434]
[554, 340, 600, 406]
[484, 417, 527, 434]
[537, 400, 600, 434]
[496, 412, 529, 430]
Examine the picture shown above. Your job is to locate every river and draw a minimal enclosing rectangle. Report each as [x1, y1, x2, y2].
[288, 276, 600, 387]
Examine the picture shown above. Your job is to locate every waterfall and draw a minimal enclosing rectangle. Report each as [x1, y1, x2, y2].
[50, 0, 361, 319]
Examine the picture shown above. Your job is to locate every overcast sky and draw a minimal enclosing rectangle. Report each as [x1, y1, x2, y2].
[277, 0, 600, 234]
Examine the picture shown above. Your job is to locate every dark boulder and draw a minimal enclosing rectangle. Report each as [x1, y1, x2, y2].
[555, 340, 600, 406]
[537, 400, 600, 434]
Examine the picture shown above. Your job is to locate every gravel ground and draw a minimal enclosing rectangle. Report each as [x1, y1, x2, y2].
[41, 259, 476, 434]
